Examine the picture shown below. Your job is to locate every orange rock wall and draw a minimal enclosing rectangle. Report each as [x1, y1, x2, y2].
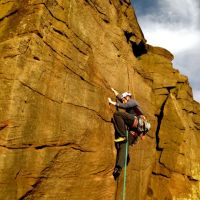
[0, 0, 199, 199]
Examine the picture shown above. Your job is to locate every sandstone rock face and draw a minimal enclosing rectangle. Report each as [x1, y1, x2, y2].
[0, 0, 199, 200]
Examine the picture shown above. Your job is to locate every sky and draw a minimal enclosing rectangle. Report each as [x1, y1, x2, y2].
[131, 0, 200, 103]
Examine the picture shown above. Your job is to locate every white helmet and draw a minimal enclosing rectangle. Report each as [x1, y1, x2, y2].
[121, 92, 132, 98]
[138, 117, 151, 133]
[144, 121, 151, 132]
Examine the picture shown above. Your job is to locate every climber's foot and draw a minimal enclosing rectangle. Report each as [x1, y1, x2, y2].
[114, 137, 126, 143]
[113, 166, 122, 180]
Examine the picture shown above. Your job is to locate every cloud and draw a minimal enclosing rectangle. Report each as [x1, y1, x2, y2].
[133, 0, 200, 102]
[141, 26, 200, 54]
[193, 89, 200, 103]
[173, 46, 200, 102]
[158, 0, 200, 28]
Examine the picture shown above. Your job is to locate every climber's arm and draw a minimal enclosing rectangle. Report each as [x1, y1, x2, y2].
[111, 88, 119, 96]
[116, 99, 138, 109]
[108, 98, 117, 106]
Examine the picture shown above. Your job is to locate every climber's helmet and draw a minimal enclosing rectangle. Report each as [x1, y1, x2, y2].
[121, 92, 132, 103]
[137, 117, 151, 134]
[121, 92, 132, 99]
[144, 121, 151, 133]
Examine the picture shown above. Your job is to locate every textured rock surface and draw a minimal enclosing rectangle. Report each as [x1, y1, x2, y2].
[0, 0, 199, 199]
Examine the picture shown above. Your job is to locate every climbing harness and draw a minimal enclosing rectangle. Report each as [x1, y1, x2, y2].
[122, 130, 128, 200]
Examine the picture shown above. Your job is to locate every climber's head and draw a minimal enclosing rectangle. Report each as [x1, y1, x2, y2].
[121, 92, 132, 103]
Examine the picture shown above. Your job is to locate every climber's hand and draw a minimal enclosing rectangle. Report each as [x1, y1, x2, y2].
[140, 115, 146, 120]
[108, 98, 112, 104]
[141, 135, 145, 140]
[108, 98, 116, 106]
[111, 88, 115, 92]
[111, 88, 119, 96]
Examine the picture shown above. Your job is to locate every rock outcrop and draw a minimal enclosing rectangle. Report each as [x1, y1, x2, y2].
[0, 0, 199, 199]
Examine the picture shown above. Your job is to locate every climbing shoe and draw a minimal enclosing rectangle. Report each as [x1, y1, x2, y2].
[113, 166, 122, 180]
[114, 137, 126, 143]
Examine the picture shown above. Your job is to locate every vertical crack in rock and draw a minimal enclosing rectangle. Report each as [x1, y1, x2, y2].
[155, 94, 169, 151]
[155, 87, 175, 151]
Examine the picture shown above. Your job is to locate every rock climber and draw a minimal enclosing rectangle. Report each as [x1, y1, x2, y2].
[108, 88, 150, 179]
[108, 88, 144, 142]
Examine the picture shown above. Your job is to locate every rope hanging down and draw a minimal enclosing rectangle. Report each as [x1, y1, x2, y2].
[122, 130, 128, 200]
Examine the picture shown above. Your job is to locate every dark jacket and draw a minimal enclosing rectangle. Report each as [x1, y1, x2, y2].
[116, 94, 143, 116]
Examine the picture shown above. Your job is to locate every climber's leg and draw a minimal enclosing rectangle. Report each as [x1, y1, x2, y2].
[113, 112, 126, 137]
[113, 142, 129, 179]
[117, 142, 129, 168]
[113, 112, 135, 142]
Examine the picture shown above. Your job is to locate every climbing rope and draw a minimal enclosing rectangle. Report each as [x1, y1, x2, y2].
[122, 130, 128, 200]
